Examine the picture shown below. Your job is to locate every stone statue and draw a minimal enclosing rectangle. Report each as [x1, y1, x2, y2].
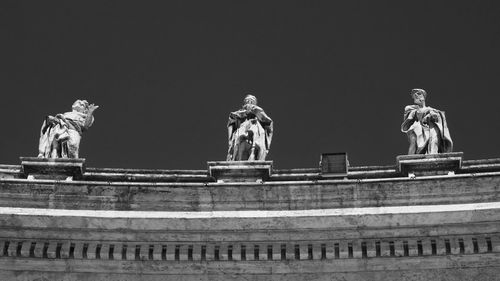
[401, 89, 452, 155]
[227, 94, 273, 161]
[38, 100, 98, 159]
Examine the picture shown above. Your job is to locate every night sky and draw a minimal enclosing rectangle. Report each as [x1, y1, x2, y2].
[1, 1, 499, 170]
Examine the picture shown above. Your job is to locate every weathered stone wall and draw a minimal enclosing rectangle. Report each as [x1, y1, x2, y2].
[0, 172, 499, 211]
[0, 203, 499, 280]
[1, 257, 500, 281]
[0, 158, 500, 280]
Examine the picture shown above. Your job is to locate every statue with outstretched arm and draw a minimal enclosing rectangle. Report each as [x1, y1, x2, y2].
[38, 100, 99, 158]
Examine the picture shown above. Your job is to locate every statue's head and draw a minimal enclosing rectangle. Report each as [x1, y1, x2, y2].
[243, 94, 257, 106]
[72, 99, 90, 113]
[411, 88, 427, 105]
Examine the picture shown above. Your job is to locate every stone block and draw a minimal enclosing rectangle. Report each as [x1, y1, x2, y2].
[339, 241, 349, 259]
[271, 243, 282, 261]
[179, 244, 189, 261]
[286, 243, 296, 260]
[325, 242, 336, 260]
[86, 243, 97, 259]
[46, 242, 57, 259]
[396, 152, 463, 176]
[99, 244, 110, 260]
[380, 241, 391, 257]
[299, 244, 309, 260]
[394, 240, 404, 257]
[0, 241, 6, 257]
[20, 241, 31, 258]
[366, 240, 376, 258]
[450, 238, 461, 255]
[477, 237, 488, 253]
[207, 161, 272, 182]
[205, 244, 215, 261]
[126, 244, 136, 261]
[259, 243, 269, 261]
[464, 237, 474, 254]
[408, 239, 418, 256]
[422, 239, 432, 256]
[152, 244, 163, 261]
[313, 243, 323, 260]
[491, 236, 500, 253]
[352, 241, 362, 259]
[113, 244, 124, 260]
[217, 244, 227, 261]
[164, 244, 175, 261]
[6, 241, 17, 257]
[20, 157, 85, 180]
[139, 244, 149, 261]
[192, 244, 202, 261]
[436, 239, 447, 255]
[33, 242, 45, 258]
[231, 244, 241, 261]
[247, 244, 258, 261]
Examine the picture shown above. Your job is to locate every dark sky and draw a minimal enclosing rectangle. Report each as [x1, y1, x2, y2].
[1, 1, 499, 169]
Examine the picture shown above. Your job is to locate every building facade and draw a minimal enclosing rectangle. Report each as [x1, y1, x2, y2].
[0, 153, 499, 280]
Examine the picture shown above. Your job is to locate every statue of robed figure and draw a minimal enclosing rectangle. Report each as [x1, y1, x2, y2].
[401, 89, 452, 155]
[227, 95, 273, 161]
[38, 100, 98, 159]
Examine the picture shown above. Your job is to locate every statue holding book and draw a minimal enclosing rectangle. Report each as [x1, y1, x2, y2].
[401, 89, 452, 155]
[227, 95, 273, 161]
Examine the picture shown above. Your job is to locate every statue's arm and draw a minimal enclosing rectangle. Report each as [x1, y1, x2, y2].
[403, 105, 417, 120]
[227, 114, 237, 143]
[251, 106, 272, 124]
[419, 108, 440, 124]
[428, 108, 441, 122]
[257, 111, 272, 123]
[227, 126, 234, 142]
[401, 106, 418, 132]
[83, 104, 99, 129]
[46, 115, 58, 125]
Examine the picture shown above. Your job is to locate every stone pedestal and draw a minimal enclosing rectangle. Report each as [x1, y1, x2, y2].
[20, 157, 85, 180]
[207, 161, 272, 182]
[396, 152, 463, 177]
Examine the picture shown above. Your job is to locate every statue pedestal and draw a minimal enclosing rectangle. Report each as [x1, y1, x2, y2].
[207, 161, 272, 182]
[20, 157, 85, 180]
[396, 152, 463, 177]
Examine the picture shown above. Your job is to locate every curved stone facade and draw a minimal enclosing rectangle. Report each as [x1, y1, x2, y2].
[0, 155, 500, 280]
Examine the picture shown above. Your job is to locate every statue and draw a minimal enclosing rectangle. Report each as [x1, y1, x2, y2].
[401, 89, 452, 155]
[227, 94, 273, 161]
[37, 100, 98, 159]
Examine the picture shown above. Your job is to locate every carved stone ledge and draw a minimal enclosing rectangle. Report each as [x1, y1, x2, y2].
[0, 234, 496, 262]
[20, 157, 85, 180]
[207, 161, 272, 182]
[396, 152, 463, 177]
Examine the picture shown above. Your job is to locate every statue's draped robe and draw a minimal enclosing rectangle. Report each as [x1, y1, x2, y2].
[401, 105, 453, 154]
[227, 106, 273, 161]
[38, 111, 94, 158]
